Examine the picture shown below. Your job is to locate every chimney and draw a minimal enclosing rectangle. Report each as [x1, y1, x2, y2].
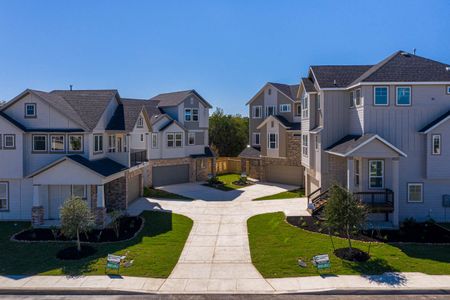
[413, 48, 417, 55]
[69, 84, 73, 91]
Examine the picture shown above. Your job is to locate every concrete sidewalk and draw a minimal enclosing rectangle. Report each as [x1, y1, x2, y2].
[1, 273, 450, 294]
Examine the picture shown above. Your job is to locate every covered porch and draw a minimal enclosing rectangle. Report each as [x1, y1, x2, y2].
[325, 134, 407, 227]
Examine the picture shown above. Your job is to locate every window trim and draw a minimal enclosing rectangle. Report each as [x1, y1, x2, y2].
[68, 134, 83, 153]
[32, 134, 48, 153]
[267, 133, 278, 149]
[108, 135, 116, 153]
[265, 105, 277, 117]
[188, 132, 195, 145]
[50, 134, 65, 153]
[302, 135, 308, 157]
[71, 185, 87, 199]
[407, 183, 424, 203]
[151, 133, 158, 149]
[368, 159, 384, 189]
[301, 94, 309, 118]
[184, 109, 192, 122]
[24, 103, 37, 118]
[446, 86, 450, 95]
[136, 116, 144, 128]
[0, 181, 9, 211]
[431, 134, 441, 155]
[395, 86, 412, 106]
[192, 109, 199, 121]
[252, 105, 263, 118]
[253, 132, 260, 146]
[279, 103, 291, 113]
[354, 159, 360, 186]
[93, 134, 103, 154]
[373, 86, 389, 106]
[167, 132, 183, 148]
[3, 134, 15, 149]
[295, 103, 302, 116]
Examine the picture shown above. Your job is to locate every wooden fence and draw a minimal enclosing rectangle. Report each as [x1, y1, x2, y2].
[216, 157, 242, 175]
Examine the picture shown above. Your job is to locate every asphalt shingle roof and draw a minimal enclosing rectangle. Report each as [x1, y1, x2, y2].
[150, 89, 212, 108]
[326, 134, 376, 155]
[310, 65, 372, 88]
[238, 146, 261, 159]
[68, 155, 128, 177]
[190, 146, 217, 158]
[274, 115, 301, 131]
[106, 98, 162, 131]
[269, 83, 299, 100]
[419, 110, 450, 133]
[301, 77, 317, 93]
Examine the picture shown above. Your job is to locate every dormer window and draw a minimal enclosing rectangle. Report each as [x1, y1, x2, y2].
[25, 103, 36, 118]
[137, 116, 144, 128]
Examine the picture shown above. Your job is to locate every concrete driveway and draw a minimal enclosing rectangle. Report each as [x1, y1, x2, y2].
[128, 181, 309, 293]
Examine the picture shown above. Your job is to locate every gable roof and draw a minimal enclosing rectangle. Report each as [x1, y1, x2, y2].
[0, 111, 26, 131]
[325, 133, 407, 157]
[268, 83, 299, 100]
[50, 89, 118, 130]
[310, 65, 372, 88]
[301, 77, 317, 93]
[256, 115, 301, 131]
[150, 89, 212, 108]
[419, 110, 450, 133]
[238, 146, 261, 159]
[349, 51, 450, 86]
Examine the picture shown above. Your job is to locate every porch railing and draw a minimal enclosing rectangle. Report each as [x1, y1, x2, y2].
[130, 149, 148, 166]
[353, 189, 394, 213]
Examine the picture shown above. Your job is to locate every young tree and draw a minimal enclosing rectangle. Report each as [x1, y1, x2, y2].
[324, 185, 368, 255]
[60, 196, 95, 252]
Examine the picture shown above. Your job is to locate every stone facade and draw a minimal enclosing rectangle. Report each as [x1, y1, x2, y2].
[31, 206, 44, 226]
[241, 158, 262, 180]
[286, 133, 302, 166]
[105, 176, 127, 212]
[195, 157, 214, 181]
[325, 154, 346, 189]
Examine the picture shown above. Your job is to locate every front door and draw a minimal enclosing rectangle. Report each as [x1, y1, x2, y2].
[48, 185, 71, 219]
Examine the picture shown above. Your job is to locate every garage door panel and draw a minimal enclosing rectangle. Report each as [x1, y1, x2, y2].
[128, 175, 141, 204]
[265, 165, 303, 186]
[153, 164, 190, 187]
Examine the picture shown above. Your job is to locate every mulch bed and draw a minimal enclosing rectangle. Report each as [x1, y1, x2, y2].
[286, 216, 450, 243]
[232, 180, 254, 187]
[56, 245, 97, 260]
[334, 247, 370, 262]
[13, 216, 143, 243]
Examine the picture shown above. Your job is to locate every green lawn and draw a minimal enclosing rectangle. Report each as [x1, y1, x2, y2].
[143, 187, 193, 200]
[0, 211, 192, 278]
[204, 173, 245, 191]
[247, 212, 450, 278]
[253, 189, 305, 201]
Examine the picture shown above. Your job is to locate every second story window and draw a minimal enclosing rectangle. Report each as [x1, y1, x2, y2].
[167, 133, 183, 148]
[184, 109, 192, 121]
[295, 103, 301, 116]
[108, 135, 116, 153]
[268, 133, 278, 149]
[432, 134, 441, 155]
[301, 94, 309, 118]
[137, 116, 144, 128]
[94, 134, 103, 153]
[3, 134, 15, 149]
[302, 135, 308, 157]
[350, 89, 361, 107]
[151, 133, 158, 149]
[252, 106, 262, 118]
[50, 135, 65, 152]
[266, 105, 276, 117]
[396, 86, 411, 106]
[188, 132, 195, 145]
[279, 104, 291, 113]
[69, 135, 83, 152]
[25, 103, 36, 118]
[374, 86, 389, 106]
[354, 159, 360, 186]
[316, 94, 321, 110]
[192, 109, 199, 121]
[253, 132, 260, 146]
[33, 135, 47, 152]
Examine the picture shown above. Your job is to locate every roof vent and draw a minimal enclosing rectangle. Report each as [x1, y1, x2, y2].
[333, 79, 337, 86]
[400, 52, 410, 57]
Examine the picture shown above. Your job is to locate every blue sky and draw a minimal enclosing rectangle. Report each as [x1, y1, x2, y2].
[0, 0, 449, 115]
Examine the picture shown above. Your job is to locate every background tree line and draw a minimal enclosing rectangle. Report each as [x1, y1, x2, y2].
[209, 108, 248, 157]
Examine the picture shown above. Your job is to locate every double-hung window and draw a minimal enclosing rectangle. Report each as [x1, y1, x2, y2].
[108, 135, 116, 153]
[374, 86, 389, 106]
[167, 133, 183, 148]
[408, 183, 423, 203]
[252, 106, 262, 118]
[268, 133, 278, 149]
[94, 134, 103, 153]
[184, 109, 192, 122]
[3, 134, 15, 149]
[192, 109, 199, 121]
[151, 133, 158, 148]
[316, 94, 321, 110]
[432, 134, 441, 155]
[369, 160, 384, 189]
[266, 105, 276, 117]
[33, 135, 47, 152]
[68, 135, 83, 152]
[137, 116, 144, 128]
[396, 86, 411, 106]
[279, 104, 291, 113]
[25, 103, 36, 118]
[0, 182, 8, 210]
[71, 185, 87, 199]
[253, 132, 260, 146]
[301, 94, 309, 118]
[188, 132, 195, 145]
[50, 135, 65, 152]
[302, 135, 308, 157]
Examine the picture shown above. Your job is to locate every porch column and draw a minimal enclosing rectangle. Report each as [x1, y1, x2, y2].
[347, 158, 354, 192]
[392, 158, 400, 227]
[31, 185, 44, 226]
[95, 185, 106, 227]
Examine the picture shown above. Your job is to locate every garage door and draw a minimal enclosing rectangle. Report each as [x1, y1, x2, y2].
[128, 174, 141, 204]
[265, 165, 304, 186]
[152, 164, 190, 187]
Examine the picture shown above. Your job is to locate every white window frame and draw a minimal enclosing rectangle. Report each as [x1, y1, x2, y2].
[108, 135, 116, 153]
[301, 94, 309, 118]
[279, 104, 291, 113]
[368, 159, 384, 189]
[50, 135, 65, 153]
[151, 133, 158, 149]
[140, 134, 144, 142]
[0, 182, 8, 211]
[432, 134, 441, 155]
[354, 159, 360, 186]
[354, 89, 362, 106]
[167, 132, 183, 148]
[316, 94, 321, 110]
[188, 132, 195, 145]
[374, 86, 389, 106]
[252, 106, 262, 118]
[32, 135, 47, 152]
[68, 134, 83, 152]
[192, 109, 199, 121]
[265, 105, 276, 117]
[137, 116, 144, 128]
[302, 135, 308, 157]
[253, 132, 260, 146]
[396, 86, 411, 106]
[295, 103, 301, 116]
[71, 185, 87, 199]
[25, 103, 36, 118]
[184, 109, 192, 122]
[3, 134, 15, 149]
[268, 133, 278, 149]
[407, 183, 423, 203]
[94, 134, 103, 153]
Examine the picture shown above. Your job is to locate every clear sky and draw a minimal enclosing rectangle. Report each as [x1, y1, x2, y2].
[0, 0, 449, 115]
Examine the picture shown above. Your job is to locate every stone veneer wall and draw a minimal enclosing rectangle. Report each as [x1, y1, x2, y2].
[104, 176, 127, 212]
[240, 158, 262, 180]
[196, 158, 214, 181]
[324, 154, 346, 189]
[31, 206, 44, 226]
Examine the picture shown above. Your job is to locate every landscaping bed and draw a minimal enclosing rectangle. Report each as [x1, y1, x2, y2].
[13, 216, 143, 243]
[286, 216, 450, 243]
[204, 173, 253, 191]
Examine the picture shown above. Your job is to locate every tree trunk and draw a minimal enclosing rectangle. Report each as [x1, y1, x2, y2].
[346, 224, 353, 255]
[76, 228, 81, 252]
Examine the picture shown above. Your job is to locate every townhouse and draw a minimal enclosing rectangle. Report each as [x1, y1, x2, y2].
[299, 51, 450, 226]
[0, 89, 215, 226]
[239, 83, 304, 186]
